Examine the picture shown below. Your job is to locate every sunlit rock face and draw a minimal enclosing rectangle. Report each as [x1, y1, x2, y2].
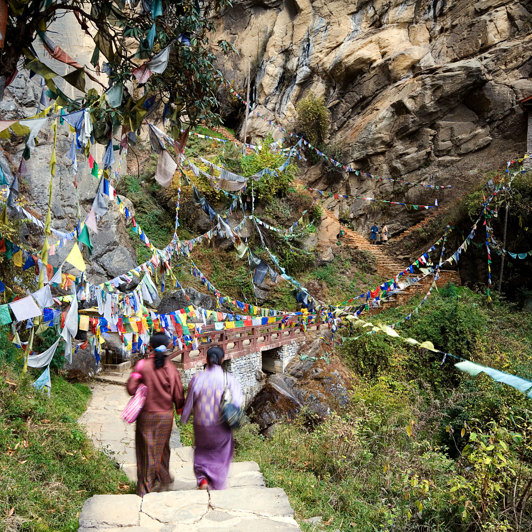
[214, 0, 532, 193]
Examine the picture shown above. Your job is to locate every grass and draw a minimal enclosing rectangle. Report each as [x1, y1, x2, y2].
[116, 173, 176, 263]
[0, 346, 133, 531]
[232, 287, 532, 531]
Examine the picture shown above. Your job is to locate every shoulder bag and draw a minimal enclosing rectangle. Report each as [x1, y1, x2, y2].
[220, 372, 243, 429]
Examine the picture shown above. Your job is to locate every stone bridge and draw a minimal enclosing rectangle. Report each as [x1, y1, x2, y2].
[170, 316, 328, 401]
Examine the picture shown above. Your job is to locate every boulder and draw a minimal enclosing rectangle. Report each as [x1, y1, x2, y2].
[157, 287, 217, 315]
[247, 336, 351, 432]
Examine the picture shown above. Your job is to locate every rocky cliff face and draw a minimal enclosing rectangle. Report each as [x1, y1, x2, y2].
[215, 0, 532, 225]
[0, 11, 137, 283]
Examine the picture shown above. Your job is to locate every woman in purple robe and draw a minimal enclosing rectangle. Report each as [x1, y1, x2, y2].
[181, 346, 243, 490]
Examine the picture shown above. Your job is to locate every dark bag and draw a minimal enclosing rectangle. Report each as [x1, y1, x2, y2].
[220, 372, 243, 429]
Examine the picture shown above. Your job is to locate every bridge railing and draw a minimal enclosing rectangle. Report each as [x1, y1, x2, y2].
[169, 315, 325, 370]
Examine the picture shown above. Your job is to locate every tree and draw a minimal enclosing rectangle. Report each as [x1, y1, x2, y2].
[1, 0, 232, 141]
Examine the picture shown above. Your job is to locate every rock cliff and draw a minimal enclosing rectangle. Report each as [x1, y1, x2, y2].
[214, 0, 532, 225]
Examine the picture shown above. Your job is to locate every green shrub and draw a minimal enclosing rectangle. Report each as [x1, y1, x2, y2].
[339, 334, 397, 379]
[401, 284, 487, 360]
[449, 419, 532, 531]
[294, 95, 330, 146]
[240, 135, 298, 202]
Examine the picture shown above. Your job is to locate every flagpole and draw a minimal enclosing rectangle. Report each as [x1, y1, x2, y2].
[242, 58, 251, 154]
[497, 201, 509, 292]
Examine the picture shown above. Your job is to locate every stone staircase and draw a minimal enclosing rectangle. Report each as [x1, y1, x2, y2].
[78, 382, 300, 531]
[320, 209, 406, 277]
[317, 210, 461, 314]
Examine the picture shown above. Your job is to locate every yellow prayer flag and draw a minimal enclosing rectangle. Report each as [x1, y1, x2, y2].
[13, 250, 23, 268]
[419, 341, 438, 352]
[50, 148, 57, 176]
[79, 315, 90, 331]
[65, 243, 86, 272]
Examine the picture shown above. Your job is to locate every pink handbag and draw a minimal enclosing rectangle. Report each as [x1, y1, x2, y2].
[121, 383, 148, 423]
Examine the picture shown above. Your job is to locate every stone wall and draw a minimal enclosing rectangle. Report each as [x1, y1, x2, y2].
[279, 342, 299, 372]
[224, 351, 263, 403]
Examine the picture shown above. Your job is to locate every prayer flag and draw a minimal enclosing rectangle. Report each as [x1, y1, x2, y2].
[9, 296, 42, 322]
[65, 243, 86, 272]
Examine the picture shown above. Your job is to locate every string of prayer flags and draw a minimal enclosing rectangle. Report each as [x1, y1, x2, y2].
[225, 81, 453, 189]
[455, 361, 532, 398]
[487, 226, 531, 259]
[308, 188, 437, 210]
[484, 210, 493, 302]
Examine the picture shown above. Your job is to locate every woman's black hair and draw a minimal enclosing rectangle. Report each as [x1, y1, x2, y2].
[150, 333, 170, 370]
[206, 346, 224, 367]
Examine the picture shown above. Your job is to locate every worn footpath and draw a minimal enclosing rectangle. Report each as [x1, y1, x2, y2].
[78, 381, 300, 531]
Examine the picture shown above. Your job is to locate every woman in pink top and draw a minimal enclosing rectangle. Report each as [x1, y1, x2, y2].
[127, 333, 184, 496]
[181, 346, 243, 490]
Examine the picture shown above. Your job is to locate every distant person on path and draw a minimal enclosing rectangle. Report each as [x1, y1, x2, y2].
[126, 333, 184, 496]
[380, 224, 389, 244]
[181, 346, 243, 490]
[370, 222, 379, 244]
[336, 229, 345, 245]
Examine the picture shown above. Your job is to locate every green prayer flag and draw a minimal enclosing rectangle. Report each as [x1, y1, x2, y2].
[78, 224, 93, 253]
[63, 68, 86, 92]
[91, 162, 99, 178]
[0, 304, 12, 325]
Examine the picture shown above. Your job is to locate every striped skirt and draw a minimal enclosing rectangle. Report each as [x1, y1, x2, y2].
[135, 409, 174, 497]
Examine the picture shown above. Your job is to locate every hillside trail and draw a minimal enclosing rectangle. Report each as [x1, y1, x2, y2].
[317, 209, 460, 312]
[78, 380, 300, 531]
[318, 209, 406, 278]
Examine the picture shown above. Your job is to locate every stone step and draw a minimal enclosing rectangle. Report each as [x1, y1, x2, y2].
[94, 373, 130, 386]
[79, 487, 301, 531]
[122, 450, 265, 491]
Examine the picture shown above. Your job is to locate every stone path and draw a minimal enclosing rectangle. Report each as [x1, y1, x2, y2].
[78, 381, 300, 531]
